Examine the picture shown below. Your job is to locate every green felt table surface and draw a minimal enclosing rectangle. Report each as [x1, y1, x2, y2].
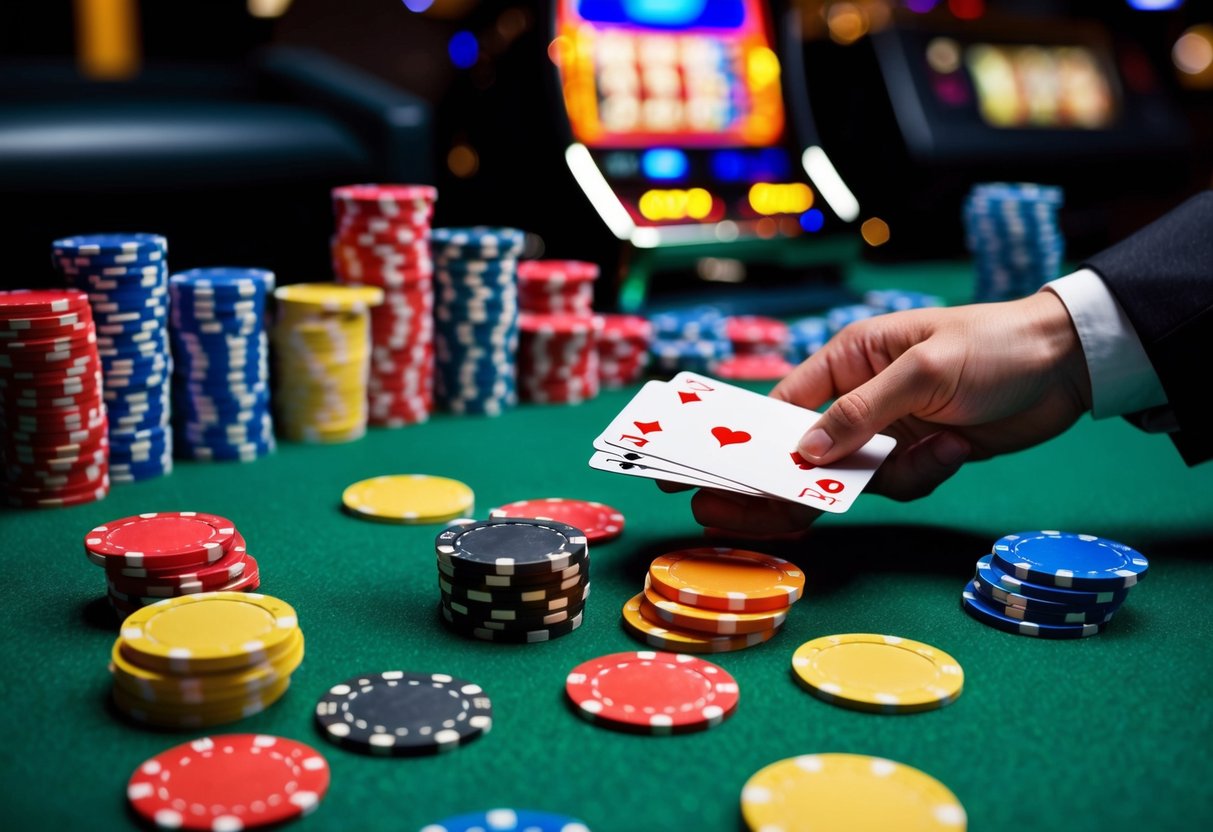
[2, 262, 1212, 832]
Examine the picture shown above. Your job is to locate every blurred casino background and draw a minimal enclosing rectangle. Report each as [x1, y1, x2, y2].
[1, 0, 1210, 311]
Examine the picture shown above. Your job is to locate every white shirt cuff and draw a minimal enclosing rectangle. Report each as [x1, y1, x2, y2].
[1043, 269, 1168, 419]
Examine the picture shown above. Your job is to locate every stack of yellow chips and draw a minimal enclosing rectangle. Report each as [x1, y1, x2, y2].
[271, 282, 383, 443]
[109, 591, 303, 728]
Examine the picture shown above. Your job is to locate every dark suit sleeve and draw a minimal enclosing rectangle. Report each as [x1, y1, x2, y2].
[1081, 190, 1213, 465]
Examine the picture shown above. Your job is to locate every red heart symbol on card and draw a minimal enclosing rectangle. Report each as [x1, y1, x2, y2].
[711, 426, 751, 447]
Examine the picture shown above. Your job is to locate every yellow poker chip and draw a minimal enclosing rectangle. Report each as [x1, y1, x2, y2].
[648, 547, 805, 612]
[119, 592, 300, 674]
[791, 634, 964, 714]
[109, 629, 304, 701]
[273, 282, 384, 311]
[111, 676, 292, 728]
[641, 578, 788, 635]
[342, 474, 474, 524]
[621, 593, 780, 654]
[741, 754, 967, 832]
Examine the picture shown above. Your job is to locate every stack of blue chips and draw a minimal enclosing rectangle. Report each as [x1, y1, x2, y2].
[168, 268, 276, 462]
[785, 316, 828, 365]
[824, 303, 880, 335]
[963, 182, 1064, 303]
[961, 530, 1148, 639]
[432, 227, 526, 417]
[647, 306, 732, 375]
[51, 233, 173, 483]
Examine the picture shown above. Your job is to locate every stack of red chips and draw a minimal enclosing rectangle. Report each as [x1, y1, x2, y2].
[0, 289, 110, 508]
[330, 184, 437, 427]
[518, 312, 604, 404]
[596, 314, 653, 388]
[517, 260, 598, 314]
[717, 315, 794, 381]
[83, 511, 260, 617]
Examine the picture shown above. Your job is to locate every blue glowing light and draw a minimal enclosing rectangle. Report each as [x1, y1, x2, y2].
[448, 31, 479, 69]
[1125, 0, 1182, 10]
[800, 209, 825, 233]
[578, 0, 744, 30]
[403, 0, 435, 11]
[710, 150, 747, 183]
[641, 148, 689, 181]
[905, 0, 939, 12]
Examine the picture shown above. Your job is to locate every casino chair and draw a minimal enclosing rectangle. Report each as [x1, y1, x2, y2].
[0, 43, 433, 286]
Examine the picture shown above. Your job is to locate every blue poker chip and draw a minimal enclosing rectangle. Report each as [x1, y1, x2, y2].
[420, 809, 590, 832]
[825, 303, 880, 335]
[961, 582, 1106, 639]
[432, 226, 526, 256]
[975, 554, 1130, 607]
[51, 232, 167, 255]
[991, 531, 1148, 591]
[969, 572, 1119, 625]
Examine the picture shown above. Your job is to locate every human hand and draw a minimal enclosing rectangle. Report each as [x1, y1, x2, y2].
[688, 290, 1092, 536]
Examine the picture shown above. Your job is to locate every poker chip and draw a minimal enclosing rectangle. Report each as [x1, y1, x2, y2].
[961, 582, 1105, 639]
[435, 516, 590, 643]
[596, 314, 652, 389]
[421, 809, 590, 832]
[714, 353, 795, 381]
[648, 307, 732, 375]
[342, 474, 474, 524]
[84, 511, 236, 569]
[314, 671, 492, 756]
[119, 592, 300, 673]
[565, 650, 740, 735]
[331, 183, 436, 427]
[126, 734, 329, 830]
[864, 289, 945, 312]
[620, 593, 780, 654]
[436, 517, 588, 576]
[432, 226, 525, 416]
[790, 634, 964, 714]
[990, 530, 1149, 590]
[272, 282, 383, 443]
[965, 181, 1064, 302]
[517, 259, 598, 315]
[168, 267, 276, 463]
[488, 497, 624, 543]
[0, 288, 110, 507]
[975, 554, 1130, 607]
[52, 232, 174, 484]
[517, 312, 603, 405]
[641, 579, 787, 635]
[648, 547, 805, 612]
[825, 303, 880, 334]
[740, 754, 967, 832]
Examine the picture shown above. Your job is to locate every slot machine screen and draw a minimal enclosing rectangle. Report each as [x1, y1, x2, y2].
[552, 0, 836, 245]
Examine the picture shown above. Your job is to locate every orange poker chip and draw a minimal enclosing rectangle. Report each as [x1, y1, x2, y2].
[648, 547, 805, 613]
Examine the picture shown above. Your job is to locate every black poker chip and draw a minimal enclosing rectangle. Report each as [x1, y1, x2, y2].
[434, 518, 588, 576]
[314, 671, 492, 756]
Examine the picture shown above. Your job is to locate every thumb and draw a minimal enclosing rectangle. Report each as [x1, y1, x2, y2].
[797, 348, 938, 464]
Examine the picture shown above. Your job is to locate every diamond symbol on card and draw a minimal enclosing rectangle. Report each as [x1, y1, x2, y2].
[634, 420, 662, 434]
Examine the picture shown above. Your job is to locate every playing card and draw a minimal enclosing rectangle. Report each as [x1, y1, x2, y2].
[592, 373, 895, 513]
[586, 450, 765, 494]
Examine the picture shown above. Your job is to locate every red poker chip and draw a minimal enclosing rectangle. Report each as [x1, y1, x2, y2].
[518, 312, 603, 336]
[332, 182, 437, 204]
[564, 651, 739, 734]
[106, 531, 251, 585]
[4, 476, 109, 508]
[0, 289, 91, 319]
[490, 497, 624, 543]
[599, 313, 653, 340]
[126, 734, 330, 831]
[84, 512, 237, 570]
[517, 259, 599, 283]
[109, 554, 261, 602]
[715, 353, 795, 381]
[726, 315, 788, 346]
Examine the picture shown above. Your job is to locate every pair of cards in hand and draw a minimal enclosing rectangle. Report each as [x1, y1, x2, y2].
[588, 372, 895, 514]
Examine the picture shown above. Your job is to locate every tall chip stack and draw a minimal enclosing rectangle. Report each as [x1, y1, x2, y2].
[964, 182, 1065, 303]
[648, 306, 733, 376]
[716, 315, 793, 381]
[271, 283, 383, 443]
[330, 184, 437, 427]
[168, 268, 275, 462]
[52, 233, 173, 483]
[516, 259, 603, 404]
[596, 314, 652, 388]
[436, 517, 589, 643]
[0, 289, 110, 507]
[431, 227, 526, 416]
